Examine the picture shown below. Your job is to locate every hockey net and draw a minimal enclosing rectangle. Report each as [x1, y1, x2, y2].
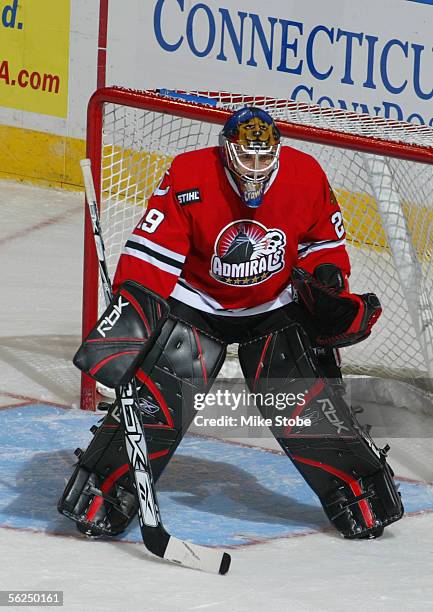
[81, 87, 433, 410]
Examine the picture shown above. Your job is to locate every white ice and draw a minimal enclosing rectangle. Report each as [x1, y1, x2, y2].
[0, 179, 432, 612]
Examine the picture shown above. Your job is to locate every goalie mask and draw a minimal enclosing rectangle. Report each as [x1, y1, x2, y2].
[220, 106, 281, 208]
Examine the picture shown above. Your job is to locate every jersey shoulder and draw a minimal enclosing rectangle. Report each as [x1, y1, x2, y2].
[170, 147, 221, 183]
[279, 145, 325, 182]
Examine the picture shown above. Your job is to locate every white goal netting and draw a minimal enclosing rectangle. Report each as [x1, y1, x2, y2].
[88, 88, 433, 395]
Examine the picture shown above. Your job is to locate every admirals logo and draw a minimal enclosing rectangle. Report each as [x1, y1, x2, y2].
[211, 220, 286, 286]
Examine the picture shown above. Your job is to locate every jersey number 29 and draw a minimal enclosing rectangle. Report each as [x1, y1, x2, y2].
[140, 208, 165, 233]
[331, 211, 345, 239]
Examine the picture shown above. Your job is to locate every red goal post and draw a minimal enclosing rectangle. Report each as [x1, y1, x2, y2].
[81, 86, 433, 410]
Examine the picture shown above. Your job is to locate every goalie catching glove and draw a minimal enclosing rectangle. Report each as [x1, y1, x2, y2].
[292, 264, 382, 348]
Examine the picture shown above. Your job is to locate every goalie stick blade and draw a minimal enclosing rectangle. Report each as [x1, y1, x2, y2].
[163, 535, 231, 575]
[142, 524, 231, 574]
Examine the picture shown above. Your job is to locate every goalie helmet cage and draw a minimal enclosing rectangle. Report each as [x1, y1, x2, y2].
[81, 86, 433, 411]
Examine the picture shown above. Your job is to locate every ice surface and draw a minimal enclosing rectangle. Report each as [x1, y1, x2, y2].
[0, 180, 433, 612]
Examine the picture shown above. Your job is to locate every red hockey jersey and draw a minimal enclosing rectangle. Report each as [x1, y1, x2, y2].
[113, 146, 350, 316]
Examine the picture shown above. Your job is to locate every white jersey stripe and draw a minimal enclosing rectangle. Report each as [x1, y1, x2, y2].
[171, 279, 294, 317]
[130, 233, 186, 263]
[123, 246, 182, 277]
[297, 238, 346, 259]
[298, 238, 335, 251]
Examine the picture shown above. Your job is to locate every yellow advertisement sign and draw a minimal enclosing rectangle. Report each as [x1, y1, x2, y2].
[0, 0, 70, 118]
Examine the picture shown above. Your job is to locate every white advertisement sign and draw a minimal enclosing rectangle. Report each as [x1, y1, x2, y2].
[107, 0, 433, 126]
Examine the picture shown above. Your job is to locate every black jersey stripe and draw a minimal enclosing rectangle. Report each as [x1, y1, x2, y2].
[298, 238, 344, 257]
[125, 239, 184, 271]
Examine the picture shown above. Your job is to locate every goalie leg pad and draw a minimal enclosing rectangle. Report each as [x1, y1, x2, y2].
[59, 316, 226, 537]
[238, 323, 403, 539]
[58, 408, 138, 537]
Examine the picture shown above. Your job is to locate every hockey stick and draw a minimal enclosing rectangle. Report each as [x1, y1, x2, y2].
[80, 159, 231, 574]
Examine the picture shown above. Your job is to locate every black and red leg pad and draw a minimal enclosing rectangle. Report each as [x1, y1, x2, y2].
[238, 322, 403, 538]
[59, 316, 227, 537]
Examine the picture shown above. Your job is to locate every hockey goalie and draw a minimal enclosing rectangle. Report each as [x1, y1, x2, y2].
[59, 106, 403, 541]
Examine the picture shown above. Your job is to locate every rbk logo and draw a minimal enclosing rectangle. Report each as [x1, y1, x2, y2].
[317, 398, 350, 434]
[97, 296, 129, 337]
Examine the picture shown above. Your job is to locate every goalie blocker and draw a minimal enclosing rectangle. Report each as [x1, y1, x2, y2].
[60, 285, 403, 540]
[73, 280, 170, 388]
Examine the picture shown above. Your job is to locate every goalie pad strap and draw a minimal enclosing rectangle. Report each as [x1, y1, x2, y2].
[291, 453, 375, 528]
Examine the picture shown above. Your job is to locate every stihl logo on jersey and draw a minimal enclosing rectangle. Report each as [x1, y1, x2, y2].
[211, 220, 286, 286]
[97, 296, 129, 337]
[317, 398, 350, 434]
[176, 189, 201, 205]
